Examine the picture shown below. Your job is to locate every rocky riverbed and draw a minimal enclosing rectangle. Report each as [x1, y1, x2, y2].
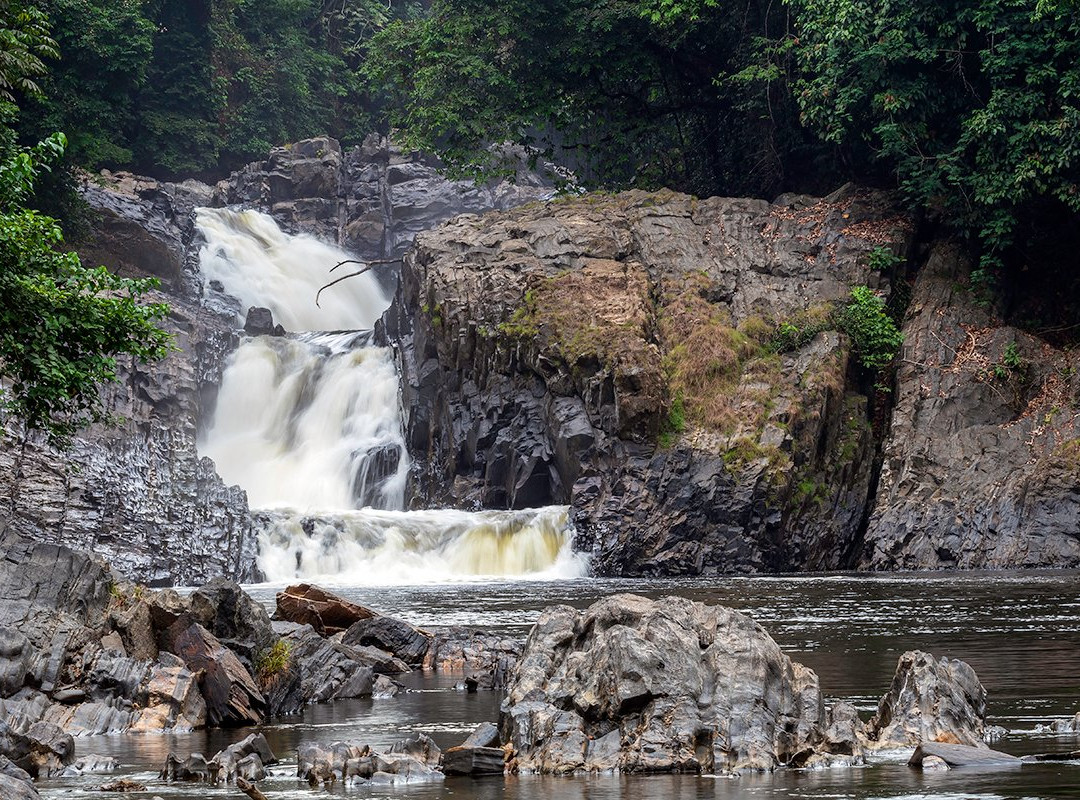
[3, 531, 1080, 799]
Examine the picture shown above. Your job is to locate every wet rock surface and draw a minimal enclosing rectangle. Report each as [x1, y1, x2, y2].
[499, 594, 990, 775]
[500, 594, 827, 774]
[865, 649, 987, 750]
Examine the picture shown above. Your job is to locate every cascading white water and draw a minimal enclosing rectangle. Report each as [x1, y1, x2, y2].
[197, 207, 389, 332]
[200, 332, 408, 510]
[256, 507, 587, 585]
[196, 208, 586, 584]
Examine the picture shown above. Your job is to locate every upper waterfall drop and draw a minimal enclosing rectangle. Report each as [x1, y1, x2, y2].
[195, 207, 586, 584]
[197, 207, 389, 332]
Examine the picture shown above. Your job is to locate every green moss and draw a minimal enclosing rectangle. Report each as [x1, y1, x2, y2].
[658, 392, 687, 448]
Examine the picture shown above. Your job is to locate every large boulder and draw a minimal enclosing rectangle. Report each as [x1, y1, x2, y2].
[865, 650, 986, 749]
[273, 585, 375, 636]
[500, 594, 826, 774]
[189, 578, 275, 670]
[0, 720, 74, 778]
[0, 771, 40, 800]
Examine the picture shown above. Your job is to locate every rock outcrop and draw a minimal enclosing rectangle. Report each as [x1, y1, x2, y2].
[862, 243, 1080, 569]
[864, 650, 986, 750]
[500, 594, 828, 774]
[499, 595, 992, 776]
[381, 188, 904, 573]
[297, 738, 444, 786]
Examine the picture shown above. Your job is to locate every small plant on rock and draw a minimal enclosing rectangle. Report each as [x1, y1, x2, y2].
[256, 639, 292, 684]
[837, 286, 903, 370]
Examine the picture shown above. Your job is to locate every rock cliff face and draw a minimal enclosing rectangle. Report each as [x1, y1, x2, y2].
[0, 137, 550, 586]
[861, 244, 1080, 569]
[381, 188, 906, 573]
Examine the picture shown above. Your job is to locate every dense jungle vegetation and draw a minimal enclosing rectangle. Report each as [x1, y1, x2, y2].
[1, 0, 1079, 439]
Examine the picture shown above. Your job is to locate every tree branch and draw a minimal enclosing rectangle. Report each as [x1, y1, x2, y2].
[316, 258, 399, 307]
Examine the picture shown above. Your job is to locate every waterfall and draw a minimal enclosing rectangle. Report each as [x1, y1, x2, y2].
[197, 207, 389, 332]
[195, 208, 585, 584]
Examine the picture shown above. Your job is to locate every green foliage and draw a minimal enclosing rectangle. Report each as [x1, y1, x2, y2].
[658, 391, 686, 448]
[16, 0, 420, 176]
[0, 131, 171, 446]
[256, 639, 293, 683]
[867, 246, 901, 272]
[992, 340, 1026, 380]
[836, 286, 903, 370]
[365, 0, 827, 197]
[790, 0, 1080, 275]
[0, 0, 57, 101]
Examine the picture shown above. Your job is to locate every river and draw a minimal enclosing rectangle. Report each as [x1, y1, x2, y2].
[36, 571, 1080, 798]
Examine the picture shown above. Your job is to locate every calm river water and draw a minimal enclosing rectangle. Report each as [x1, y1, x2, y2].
[37, 571, 1080, 799]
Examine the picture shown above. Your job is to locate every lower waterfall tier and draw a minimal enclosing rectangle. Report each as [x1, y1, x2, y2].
[255, 505, 587, 584]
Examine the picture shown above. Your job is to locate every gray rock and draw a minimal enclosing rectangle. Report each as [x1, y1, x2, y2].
[243, 307, 285, 337]
[161, 620, 265, 727]
[425, 628, 522, 690]
[386, 732, 440, 768]
[500, 594, 826, 774]
[0, 629, 30, 698]
[865, 650, 986, 749]
[277, 624, 397, 704]
[862, 244, 1080, 569]
[443, 746, 504, 776]
[189, 578, 275, 670]
[909, 742, 1021, 769]
[0, 772, 40, 800]
[342, 616, 431, 666]
[379, 189, 897, 574]
[462, 721, 501, 749]
[62, 754, 119, 775]
[0, 754, 32, 782]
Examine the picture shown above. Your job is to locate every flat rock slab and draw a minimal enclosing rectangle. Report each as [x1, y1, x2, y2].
[909, 742, 1021, 769]
[443, 746, 505, 776]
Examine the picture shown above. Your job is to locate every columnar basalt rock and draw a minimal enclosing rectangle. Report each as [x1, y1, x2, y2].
[381, 188, 903, 573]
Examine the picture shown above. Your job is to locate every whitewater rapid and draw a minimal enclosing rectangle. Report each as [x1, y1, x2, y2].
[195, 208, 586, 584]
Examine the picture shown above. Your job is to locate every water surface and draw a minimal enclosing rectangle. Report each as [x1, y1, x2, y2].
[40, 571, 1080, 799]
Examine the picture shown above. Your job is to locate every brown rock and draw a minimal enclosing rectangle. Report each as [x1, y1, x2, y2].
[273, 585, 375, 636]
[162, 621, 264, 727]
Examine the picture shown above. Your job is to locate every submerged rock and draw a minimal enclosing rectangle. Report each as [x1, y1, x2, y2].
[298, 737, 444, 786]
[908, 742, 1020, 769]
[500, 594, 826, 774]
[342, 616, 432, 667]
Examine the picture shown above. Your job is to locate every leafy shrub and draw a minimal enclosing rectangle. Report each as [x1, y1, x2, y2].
[836, 286, 903, 370]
